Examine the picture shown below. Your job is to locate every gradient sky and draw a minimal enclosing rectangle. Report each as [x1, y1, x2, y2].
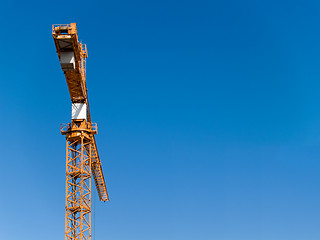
[1, 0, 320, 239]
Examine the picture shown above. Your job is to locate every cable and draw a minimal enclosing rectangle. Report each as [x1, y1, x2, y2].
[93, 183, 96, 240]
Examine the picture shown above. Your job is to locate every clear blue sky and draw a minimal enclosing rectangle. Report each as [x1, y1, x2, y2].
[1, 0, 320, 239]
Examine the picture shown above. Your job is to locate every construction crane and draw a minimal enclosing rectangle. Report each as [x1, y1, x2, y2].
[52, 23, 109, 240]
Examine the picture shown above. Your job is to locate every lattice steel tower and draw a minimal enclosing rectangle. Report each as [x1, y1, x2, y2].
[52, 23, 109, 240]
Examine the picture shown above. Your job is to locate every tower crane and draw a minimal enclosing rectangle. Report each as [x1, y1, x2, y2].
[52, 23, 109, 240]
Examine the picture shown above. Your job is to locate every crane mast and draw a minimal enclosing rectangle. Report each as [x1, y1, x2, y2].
[52, 23, 109, 240]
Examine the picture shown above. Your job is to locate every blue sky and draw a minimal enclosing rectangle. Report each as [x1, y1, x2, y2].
[1, 0, 320, 239]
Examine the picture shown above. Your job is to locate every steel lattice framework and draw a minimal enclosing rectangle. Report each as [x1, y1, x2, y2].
[52, 23, 109, 240]
[65, 122, 92, 240]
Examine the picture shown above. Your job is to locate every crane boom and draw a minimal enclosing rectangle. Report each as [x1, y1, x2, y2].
[52, 23, 87, 101]
[52, 23, 109, 240]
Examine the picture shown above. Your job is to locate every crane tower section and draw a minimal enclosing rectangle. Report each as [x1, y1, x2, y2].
[53, 23, 109, 240]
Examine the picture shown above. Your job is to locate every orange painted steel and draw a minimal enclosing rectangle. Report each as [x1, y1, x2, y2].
[53, 23, 109, 240]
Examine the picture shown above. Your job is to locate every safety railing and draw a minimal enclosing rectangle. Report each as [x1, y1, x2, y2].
[52, 23, 77, 35]
[60, 123, 71, 134]
[60, 122, 97, 134]
[52, 24, 70, 34]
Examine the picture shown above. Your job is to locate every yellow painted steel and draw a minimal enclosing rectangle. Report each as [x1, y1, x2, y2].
[53, 23, 109, 240]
